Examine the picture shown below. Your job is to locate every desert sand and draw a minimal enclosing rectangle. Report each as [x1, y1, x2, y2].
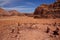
[0, 16, 60, 40]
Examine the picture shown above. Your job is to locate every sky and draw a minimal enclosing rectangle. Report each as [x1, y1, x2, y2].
[0, 0, 56, 13]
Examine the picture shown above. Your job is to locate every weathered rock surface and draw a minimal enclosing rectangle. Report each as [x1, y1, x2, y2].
[0, 23, 60, 40]
[34, 1, 60, 18]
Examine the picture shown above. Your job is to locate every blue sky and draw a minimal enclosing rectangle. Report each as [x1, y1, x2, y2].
[0, 0, 56, 13]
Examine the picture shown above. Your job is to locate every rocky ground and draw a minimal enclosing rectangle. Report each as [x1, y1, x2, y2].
[0, 16, 60, 40]
[0, 23, 60, 40]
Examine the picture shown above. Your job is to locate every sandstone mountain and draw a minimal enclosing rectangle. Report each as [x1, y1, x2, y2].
[9, 10, 21, 16]
[0, 8, 11, 16]
[34, 1, 60, 18]
[0, 8, 21, 16]
[0, 8, 32, 16]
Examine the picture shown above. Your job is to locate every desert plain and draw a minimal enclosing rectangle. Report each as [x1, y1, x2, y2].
[0, 16, 60, 40]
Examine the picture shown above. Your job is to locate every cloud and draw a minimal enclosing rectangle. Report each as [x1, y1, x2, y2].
[0, 0, 55, 13]
[2, 6, 35, 13]
[3, 7, 34, 10]
[0, 0, 35, 13]
[14, 6, 28, 8]
[0, 0, 35, 8]
[0, 0, 10, 6]
[25, 2, 35, 6]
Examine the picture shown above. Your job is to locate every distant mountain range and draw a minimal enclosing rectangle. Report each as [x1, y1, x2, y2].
[0, 8, 21, 16]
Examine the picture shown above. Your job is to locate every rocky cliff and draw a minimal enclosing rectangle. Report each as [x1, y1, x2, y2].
[34, 1, 60, 18]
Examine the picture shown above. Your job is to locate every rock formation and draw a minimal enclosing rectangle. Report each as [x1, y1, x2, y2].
[57, 0, 60, 2]
[34, 1, 60, 18]
[9, 10, 21, 16]
[0, 8, 11, 16]
[0, 8, 21, 16]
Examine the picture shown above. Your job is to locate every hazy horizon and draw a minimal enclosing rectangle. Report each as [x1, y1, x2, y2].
[0, 0, 56, 13]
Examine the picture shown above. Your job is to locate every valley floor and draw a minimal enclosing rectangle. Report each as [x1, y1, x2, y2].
[0, 16, 60, 40]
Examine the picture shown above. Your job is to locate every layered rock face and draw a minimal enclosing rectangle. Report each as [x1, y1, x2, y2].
[34, 1, 60, 18]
